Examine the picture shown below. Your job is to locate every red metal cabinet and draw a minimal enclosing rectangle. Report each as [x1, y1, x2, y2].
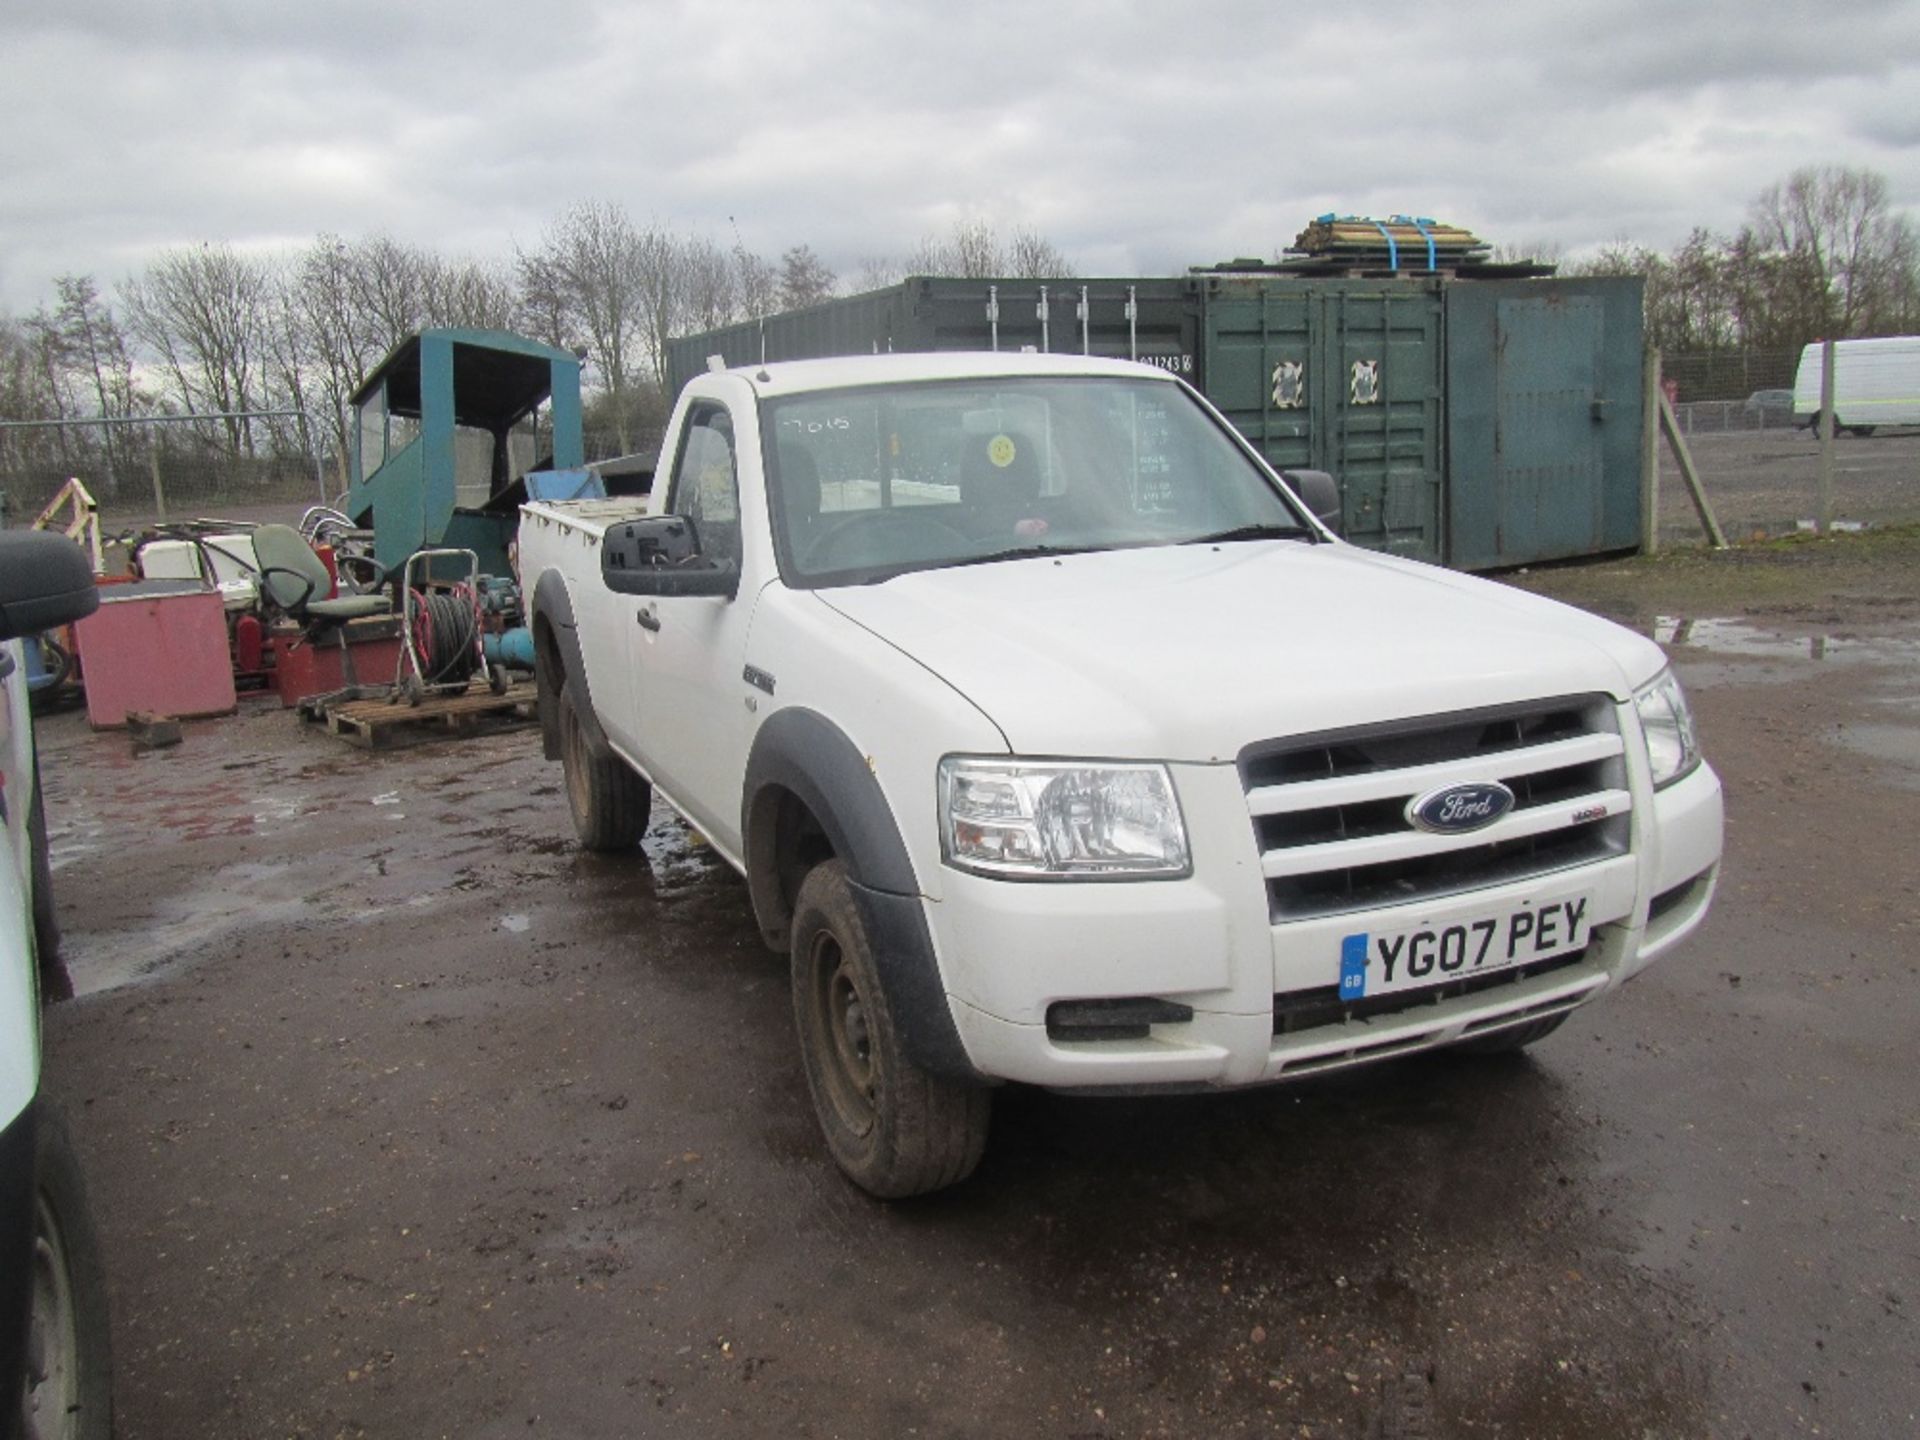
[73, 582, 236, 728]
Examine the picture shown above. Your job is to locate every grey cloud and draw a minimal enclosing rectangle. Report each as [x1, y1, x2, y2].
[2, 0, 1917, 314]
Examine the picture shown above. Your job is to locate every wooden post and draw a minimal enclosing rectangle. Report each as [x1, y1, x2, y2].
[1816, 337, 1836, 535]
[1641, 346, 1661, 556]
[148, 440, 168, 522]
[1658, 390, 1728, 549]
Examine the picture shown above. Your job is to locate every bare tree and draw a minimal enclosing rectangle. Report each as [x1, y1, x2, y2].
[519, 201, 650, 451]
[422, 255, 518, 331]
[350, 236, 433, 355]
[260, 259, 323, 474]
[634, 226, 684, 390]
[19, 309, 76, 468]
[895, 219, 1076, 280]
[285, 236, 388, 486]
[53, 276, 135, 441]
[1749, 165, 1920, 336]
[852, 255, 907, 292]
[515, 250, 571, 351]
[1006, 228, 1075, 279]
[735, 243, 781, 320]
[122, 244, 272, 454]
[680, 236, 739, 335]
[777, 245, 837, 310]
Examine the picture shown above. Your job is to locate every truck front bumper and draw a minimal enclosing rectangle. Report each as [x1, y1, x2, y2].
[928, 760, 1723, 1091]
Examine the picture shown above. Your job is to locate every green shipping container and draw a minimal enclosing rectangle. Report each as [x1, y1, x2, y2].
[665, 272, 1645, 569]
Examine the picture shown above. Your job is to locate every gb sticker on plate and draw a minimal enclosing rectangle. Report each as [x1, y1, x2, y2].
[1339, 933, 1369, 1001]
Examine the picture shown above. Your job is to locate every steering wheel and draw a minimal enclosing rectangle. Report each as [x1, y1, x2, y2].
[805, 509, 970, 571]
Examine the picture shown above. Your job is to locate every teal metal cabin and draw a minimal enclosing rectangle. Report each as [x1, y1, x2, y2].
[346, 328, 584, 576]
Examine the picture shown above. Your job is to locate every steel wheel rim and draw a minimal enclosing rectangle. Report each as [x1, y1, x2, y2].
[808, 930, 876, 1137]
[24, 1193, 80, 1440]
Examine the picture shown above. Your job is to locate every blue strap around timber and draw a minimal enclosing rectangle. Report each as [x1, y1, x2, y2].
[1369, 220, 1399, 270]
[1410, 217, 1437, 271]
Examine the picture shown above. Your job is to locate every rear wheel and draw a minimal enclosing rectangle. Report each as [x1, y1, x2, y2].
[23, 1105, 114, 1440]
[790, 860, 989, 1198]
[1450, 1012, 1569, 1055]
[557, 682, 649, 851]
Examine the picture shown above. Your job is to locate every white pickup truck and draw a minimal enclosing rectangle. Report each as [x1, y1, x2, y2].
[518, 352, 1723, 1198]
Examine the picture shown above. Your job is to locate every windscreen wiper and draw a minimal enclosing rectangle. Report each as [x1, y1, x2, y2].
[1186, 522, 1319, 544]
[931, 542, 1106, 571]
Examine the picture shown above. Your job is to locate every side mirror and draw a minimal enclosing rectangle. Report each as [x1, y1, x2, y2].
[0, 532, 98, 641]
[1284, 469, 1343, 537]
[601, 515, 739, 598]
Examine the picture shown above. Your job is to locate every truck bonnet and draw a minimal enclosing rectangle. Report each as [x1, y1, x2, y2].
[816, 541, 1667, 762]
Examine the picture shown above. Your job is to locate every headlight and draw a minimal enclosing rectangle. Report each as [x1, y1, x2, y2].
[939, 757, 1191, 879]
[1634, 669, 1701, 788]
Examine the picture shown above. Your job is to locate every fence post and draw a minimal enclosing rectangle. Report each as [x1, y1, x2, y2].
[148, 440, 168, 522]
[1816, 338, 1836, 536]
[1641, 346, 1660, 556]
[301, 409, 330, 506]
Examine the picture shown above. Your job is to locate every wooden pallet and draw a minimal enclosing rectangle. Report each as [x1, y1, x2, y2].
[304, 681, 538, 750]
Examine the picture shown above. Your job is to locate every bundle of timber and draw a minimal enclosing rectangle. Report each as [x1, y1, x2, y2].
[1290, 214, 1489, 270]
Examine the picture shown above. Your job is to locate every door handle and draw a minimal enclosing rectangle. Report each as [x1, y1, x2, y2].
[637, 607, 661, 632]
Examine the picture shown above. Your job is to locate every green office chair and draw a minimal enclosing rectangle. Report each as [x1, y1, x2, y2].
[250, 523, 391, 625]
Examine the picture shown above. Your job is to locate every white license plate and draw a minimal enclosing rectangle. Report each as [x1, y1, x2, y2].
[1337, 895, 1591, 1001]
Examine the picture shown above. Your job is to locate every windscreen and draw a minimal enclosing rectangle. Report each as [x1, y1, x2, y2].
[763, 376, 1310, 586]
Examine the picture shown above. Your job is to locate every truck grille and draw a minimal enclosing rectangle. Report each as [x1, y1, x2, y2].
[1240, 696, 1630, 923]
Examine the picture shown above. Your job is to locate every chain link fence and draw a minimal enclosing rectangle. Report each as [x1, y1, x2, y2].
[1, 417, 671, 537]
[1652, 345, 1920, 545]
[1661, 347, 1799, 404]
[6, 397, 1905, 563]
[1655, 428, 1920, 547]
[0, 413, 331, 534]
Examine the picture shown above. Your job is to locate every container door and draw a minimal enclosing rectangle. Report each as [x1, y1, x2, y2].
[1499, 296, 1602, 563]
[1446, 279, 1643, 569]
[1199, 280, 1444, 563]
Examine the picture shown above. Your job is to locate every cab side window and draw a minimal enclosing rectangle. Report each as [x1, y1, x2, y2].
[670, 404, 741, 567]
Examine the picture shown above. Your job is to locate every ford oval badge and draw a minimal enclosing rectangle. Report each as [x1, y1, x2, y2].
[1407, 781, 1515, 835]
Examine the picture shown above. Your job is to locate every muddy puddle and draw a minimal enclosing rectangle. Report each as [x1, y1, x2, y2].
[1655, 614, 1920, 663]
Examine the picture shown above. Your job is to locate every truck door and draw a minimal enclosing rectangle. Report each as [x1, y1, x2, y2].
[628, 397, 758, 857]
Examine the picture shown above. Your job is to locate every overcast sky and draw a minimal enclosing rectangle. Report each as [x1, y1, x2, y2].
[4, 0, 1918, 316]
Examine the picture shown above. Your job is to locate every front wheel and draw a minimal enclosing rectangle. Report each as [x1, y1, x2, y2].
[790, 860, 989, 1198]
[23, 1104, 115, 1440]
[29, 759, 70, 1003]
[556, 682, 649, 851]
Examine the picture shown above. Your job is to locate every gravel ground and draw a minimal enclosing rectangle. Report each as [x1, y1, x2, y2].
[32, 529, 1920, 1439]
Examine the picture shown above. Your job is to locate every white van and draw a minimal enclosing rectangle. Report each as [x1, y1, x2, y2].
[1793, 335, 1920, 435]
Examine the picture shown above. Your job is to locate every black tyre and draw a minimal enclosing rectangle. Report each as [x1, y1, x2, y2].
[790, 860, 990, 1198]
[28, 759, 71, 1005]
[1450, 1011, 1570, 1055]
[23, 1104, 115, 1440]
[557, 682, 649, 851]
